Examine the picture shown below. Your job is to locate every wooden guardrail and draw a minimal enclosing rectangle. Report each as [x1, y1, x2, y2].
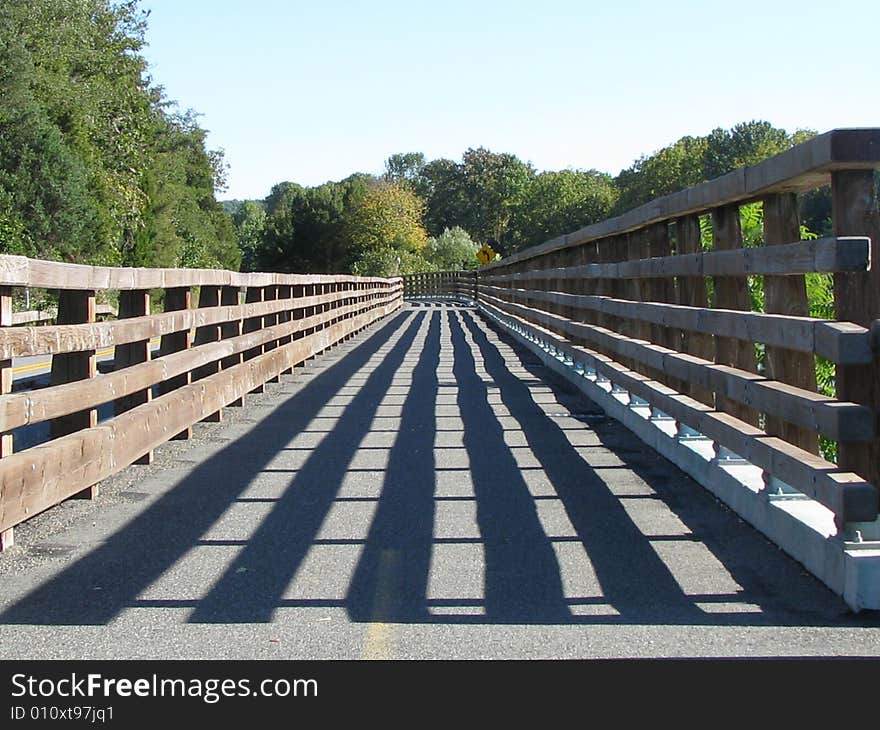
[479, 128, 880, 531]
[0, 257, 403, 549]
[11, 304, 118, 326]
[403, 270, 478, 300]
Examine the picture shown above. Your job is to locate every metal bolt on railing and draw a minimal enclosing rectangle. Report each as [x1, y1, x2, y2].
[761, 474, 808, 501]
[676, 422, 706, 441]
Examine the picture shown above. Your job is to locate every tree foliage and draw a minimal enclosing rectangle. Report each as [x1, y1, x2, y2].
[425, 227, 480, 271]
[0, 0, 237, 270]
[510, 169, 618, 250]
[257, 177, 369, 273]
[347, 182, 429, 276]
[234, 119, 826, 278]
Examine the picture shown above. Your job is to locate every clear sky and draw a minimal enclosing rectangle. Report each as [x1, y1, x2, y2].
[139, 0, 880, 201]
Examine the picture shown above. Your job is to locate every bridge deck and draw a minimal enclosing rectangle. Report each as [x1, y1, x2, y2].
[0, 303, 877, 658]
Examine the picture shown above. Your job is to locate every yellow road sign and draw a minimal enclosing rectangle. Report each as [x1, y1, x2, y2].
[477, 244, 496, 265]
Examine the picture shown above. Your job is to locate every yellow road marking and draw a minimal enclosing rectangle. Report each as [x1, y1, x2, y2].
[12, 338, 161, 376]
[362, 549, 399, 660]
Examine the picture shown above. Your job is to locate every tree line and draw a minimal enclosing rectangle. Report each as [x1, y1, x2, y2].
[0, 2, 830, 280]
[0, 0, 238, 271]
[234, 120, 829, 277]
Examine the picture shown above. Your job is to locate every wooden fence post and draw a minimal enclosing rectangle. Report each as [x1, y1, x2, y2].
[762, 193, 817, 453]
[193, 285, 222, 421]
[159, 287, 192, 439]
[115, 289, 153, 463]
[277, 284, 294, 374]
[243, 286, 265, 393]
[220, 286, 244, 406]
[675, 216, 714, 407]
[263, 285, 280, 383]
[49, 289, 98, 497]
[832, 170, 880, 490]
[711, 204, 759, 427]
[1, 287, 14, 548]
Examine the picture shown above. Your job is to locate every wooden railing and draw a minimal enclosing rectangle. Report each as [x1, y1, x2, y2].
[479, 128, 880, 532]
[403, 270, 478, 300]
[0, 257, 402, 548]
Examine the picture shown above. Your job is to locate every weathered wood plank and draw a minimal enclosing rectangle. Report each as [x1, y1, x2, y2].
[0, 286, 360, 360]
[114, 290, 153, 464]
[49, 291, 97, 442]
[478, 297, 877, 523]
[481, 237, 870, 285]
[762, 193, 818, 452]
[0, 295, 400, 535]
[833, 169, 880, 491]
[711, 204, 758, 426]
[0, 287, 12, 549]
[674, 216, 714, 405]
[480, 292, 873, 442]
[481, 129, 880, 270]
[49, 290, 98, 498]
[0, 253, 403, 291]
[159, 287, 192, 440]
[11, 310, 55, 326]
[277, 285, 294, 375]
[478, 285, 872, 366]
[0, 288, 406, 433]
[193, 285, 223, 421]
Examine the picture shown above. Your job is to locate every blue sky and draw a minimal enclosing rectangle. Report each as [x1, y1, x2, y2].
[139, 0, 880, 200]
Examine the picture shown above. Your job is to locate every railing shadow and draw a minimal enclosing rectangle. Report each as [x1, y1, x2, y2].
[1, 304, 873, 630]
[466, 310, 869, 626]
[344, 313, 440, 622]
[0, 310, 416, 626]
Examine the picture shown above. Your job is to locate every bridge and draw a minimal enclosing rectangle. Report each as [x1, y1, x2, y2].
[0, 129, 879, 659]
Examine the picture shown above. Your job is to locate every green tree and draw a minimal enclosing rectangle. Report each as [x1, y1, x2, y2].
[425, 227, 480, 270]
[232, 201, 267, 272]
[0, 0, 236, 270]
[347, 181, 428, 254]
[347, 182, 429, 276]
[702, 121, 794, 180]
[511, 169, 618, 250]
[614, 135, 707, 213]
[416, 157, 470, 238]
[460, 147, 535, 250]
[258, 175, 371, 273]
[0, 2, 105, 260]
[384, 152, 425, 187]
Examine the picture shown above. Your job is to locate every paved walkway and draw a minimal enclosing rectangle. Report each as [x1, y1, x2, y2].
[0, 303, 878, 658]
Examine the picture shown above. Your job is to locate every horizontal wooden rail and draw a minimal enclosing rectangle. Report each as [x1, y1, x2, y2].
[0, 290, 399, 432]
[0, 255, 394, 291]
[0, 300, 398, 536]
[480, 285, 873, 365]
[0, 256, 402, 544]
[11, 310, 55, 326]
[476, 129, 880, 533]
[484, 129, 880, 269]
[483, 237, 870, 283]
[0, 286, 370, 358]
[481, 291, 874, 443]
[480, 297, 878, 524]
[403, 270, 478, 300]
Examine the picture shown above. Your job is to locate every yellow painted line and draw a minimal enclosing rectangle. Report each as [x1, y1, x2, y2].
[12, 361, 53, 375]
[12, 338, 161, 376]
[362, 549, 399, 660]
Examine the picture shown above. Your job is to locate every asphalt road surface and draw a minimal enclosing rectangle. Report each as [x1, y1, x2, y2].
[0, 303, 878, 659]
